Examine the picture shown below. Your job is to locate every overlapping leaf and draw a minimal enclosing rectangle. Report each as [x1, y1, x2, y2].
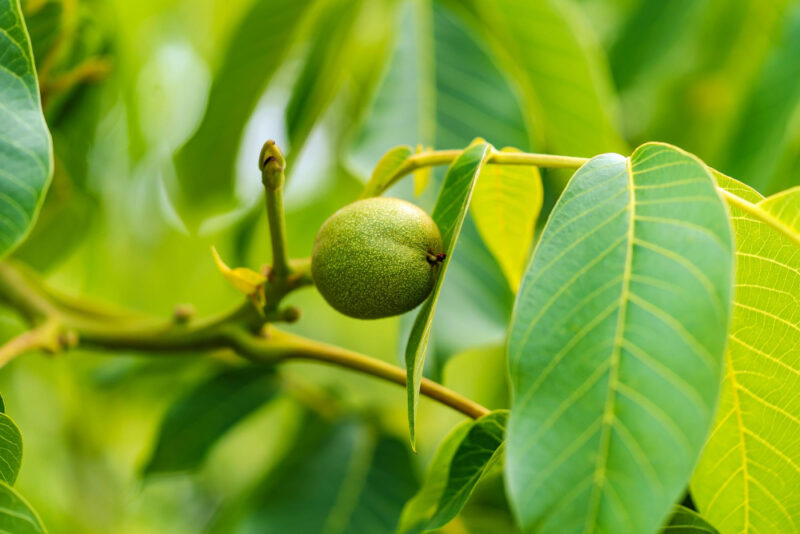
[398, 410, 507, 533]
[507, 143, 734, 533]
[692, 176, 800, 533]
[405, 142, 491, 447]
[471, 148, 542, 291]
[0, 0, 53, 258]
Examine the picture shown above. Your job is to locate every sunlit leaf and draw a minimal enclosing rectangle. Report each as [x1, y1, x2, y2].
[359, 145, 412, 198]
[661, 505, 719, 533]
[693, 175, 800, 533]
[406, 142, 492, 447]
[211, 246, 266, 297]
[0, 482, 45, 533]
[507, 143, 735, 533]
[0, 0, 53, 258]
[144, 367, 278, 474]
[0, 413, 22, 485]
[471, 148, 542, 291]
[398, 410, 507, 533]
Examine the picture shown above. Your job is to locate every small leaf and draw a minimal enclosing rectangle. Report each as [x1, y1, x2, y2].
[211, 246, 266, 296]
[661, 505, 719, 533]
[145, 367, 278, 474]
[692, 176, 800, 533]
[507, 143, 735, 533]
[398, 410, 508, 533]
[413, 145, 432, 197]
[471, 147, 542, 291]
[0, 414, 22, 485]
[405, 142, 492, 447]
[0, 0, 54, 258]
[360, 145, 413, 198]
[0, 482, 46, 534]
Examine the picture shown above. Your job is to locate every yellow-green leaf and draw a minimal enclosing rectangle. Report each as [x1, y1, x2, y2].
[413, 144, 432, 197]
[360, 145, 413, 198]
[211, 246, 266, 296]
[471, 147, 542, 291]
[693, 175, 800, 534]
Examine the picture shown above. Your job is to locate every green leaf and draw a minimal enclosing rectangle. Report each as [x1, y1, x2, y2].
[171, 0, 314, 220]
[692, 177, 800, 533]
[0, 0, 54, 258]
[405, 141, 492, 447]
[398, 410, 508, 533]
[285, 0, 363, 160]
[0, 413, 22, 485]
[0, 482, 46, 533]
[232, 419, 417, 534]
[720, 7, 800, 194]
[507, 143, 735, 533]
[144, 366, 278, 474]
[662, 505, 719, 533]
[471, 148, 542, 291]
[359, 145, 413, 198]
[456, 0, 626, 156]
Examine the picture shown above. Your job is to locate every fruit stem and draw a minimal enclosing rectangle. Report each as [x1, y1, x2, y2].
[260, 140, 291, 280]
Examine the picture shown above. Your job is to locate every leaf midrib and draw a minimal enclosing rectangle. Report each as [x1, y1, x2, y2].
[583, 155, 636, 533]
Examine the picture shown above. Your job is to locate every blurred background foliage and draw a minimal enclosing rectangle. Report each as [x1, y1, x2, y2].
[3, 0, 800, 531]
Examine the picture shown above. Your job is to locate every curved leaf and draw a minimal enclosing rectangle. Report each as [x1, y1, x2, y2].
[0, 0, 53, 257]
[693, 178, 800, 533]
[360, 145, 413, 198]
[0, 482, 45, 534]
[507, 143, 735, 533]
[662, 505, 719, 533]
[0, 413, 22, 485]
[405, 142, 491, 447]
[471, 148, 542, 291]
[144, 367, 278, 474]
[171, 0, 314, 219]
[398, 410, 507, 533]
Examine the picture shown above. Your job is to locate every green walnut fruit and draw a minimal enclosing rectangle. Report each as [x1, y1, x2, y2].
[311, 197, 445, 319]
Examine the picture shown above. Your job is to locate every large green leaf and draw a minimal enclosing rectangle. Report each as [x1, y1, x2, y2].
[398, 410, 507, 533]
[230, 418, 417, 534]
[171, 0, 314, 220]
[144, 366, 278, 474]
[692, 177, 800, 533]
[455, 0, 626, 156]
[405, 142, 491, 447]
[0, 0, 53, 257]
[0, 482, 45, 533]
[662, 505, 719, 533]
[0, 413, 22, 485]
[507, 143, 735, 533]
[471, 148, 542, 291]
